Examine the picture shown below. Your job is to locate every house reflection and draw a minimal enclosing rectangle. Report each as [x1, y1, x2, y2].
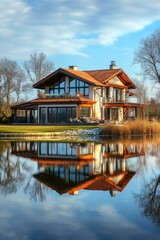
[11, 141, 145, 197]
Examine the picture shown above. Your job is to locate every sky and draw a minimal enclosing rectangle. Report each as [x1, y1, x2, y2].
[0, 0, 160, 92]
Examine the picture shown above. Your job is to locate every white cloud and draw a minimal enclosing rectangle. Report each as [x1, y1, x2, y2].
[0, 0, 160, 59]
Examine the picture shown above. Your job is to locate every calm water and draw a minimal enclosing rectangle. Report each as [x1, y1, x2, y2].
[0, 139, 160, 240]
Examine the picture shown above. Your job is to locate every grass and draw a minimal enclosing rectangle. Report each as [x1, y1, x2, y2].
[1, 119, 160, 137]
[0, 124, 100, 133]
[100, 119, 160, 137]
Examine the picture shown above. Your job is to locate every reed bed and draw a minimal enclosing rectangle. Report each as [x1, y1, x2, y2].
[100, 119, 160, 138]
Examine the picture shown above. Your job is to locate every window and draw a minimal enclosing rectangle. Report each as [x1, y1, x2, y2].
[104, 108, 110, 120]
[49, 78, 65, 95]
[39, 107, 46, 124]
[47, 142, 77, 156]
[69, 78, 89, 97]
[48, 107, 76, 123]
[106, 87, 110, 99]
[80, 107, 91, 117]
[48, 108, 57, 123]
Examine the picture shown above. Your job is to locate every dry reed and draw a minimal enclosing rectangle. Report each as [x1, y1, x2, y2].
[100, 119, 160, 138]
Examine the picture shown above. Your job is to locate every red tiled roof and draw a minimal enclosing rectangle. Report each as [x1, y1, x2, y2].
[33, 67, 136, 90]
[85, 68, 136, 88]
[84, 69, 122, 83]
[11, 96, 96, 109]
[32, 96, 95, 104]
[33, 68, 105, 89]
[62, 68, 105, 86]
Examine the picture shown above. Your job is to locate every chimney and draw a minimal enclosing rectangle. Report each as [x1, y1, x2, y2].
[109, 61, 117, 70]
[69, 65, 78, 70]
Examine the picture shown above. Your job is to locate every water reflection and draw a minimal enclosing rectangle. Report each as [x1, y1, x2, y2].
[10, 141, 145, 197]
[0, 140, 160, 239]
[0, 140, 160, 231]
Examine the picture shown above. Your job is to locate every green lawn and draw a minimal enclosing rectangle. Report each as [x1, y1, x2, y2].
[0, 124, 101, 133]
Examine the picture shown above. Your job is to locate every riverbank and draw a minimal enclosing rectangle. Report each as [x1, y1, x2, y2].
[0, 126, 101, 141]
[0, 119, 160, 140]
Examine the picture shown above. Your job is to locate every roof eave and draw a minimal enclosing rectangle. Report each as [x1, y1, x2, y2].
[33, 68, 63, 89]
[61, 68, 104, 86]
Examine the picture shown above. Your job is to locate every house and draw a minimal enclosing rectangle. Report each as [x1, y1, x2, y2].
[11, 61, 144, 124]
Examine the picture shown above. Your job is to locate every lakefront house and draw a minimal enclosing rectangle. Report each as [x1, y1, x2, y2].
[11, 61, 144, 124]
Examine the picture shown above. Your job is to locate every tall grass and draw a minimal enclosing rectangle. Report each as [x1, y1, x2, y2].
[100, 119, 160, 137]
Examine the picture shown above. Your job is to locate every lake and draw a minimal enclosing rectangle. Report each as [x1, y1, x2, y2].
[0, 139, 160, 240]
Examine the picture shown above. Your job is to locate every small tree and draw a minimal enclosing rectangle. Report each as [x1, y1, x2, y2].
[134, 28, 160, 86]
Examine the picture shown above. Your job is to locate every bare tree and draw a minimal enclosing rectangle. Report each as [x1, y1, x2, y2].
[0, 58, 26, 110]
[134, 28, 160, 86]
[132, 78, 149, 104]
[13, 72, 30, 103]
[24, 52, 54, 85]
[155, 90, 160, 103]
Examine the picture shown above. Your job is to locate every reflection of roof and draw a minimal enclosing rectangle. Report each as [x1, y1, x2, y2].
[103, 102, 144, 108]
[104, 152, 145, 159]
[11, 152, 95, 166]
[33, 170, 135, 195]
[11, 96, 96, 109]
[30, 156, 95, 166]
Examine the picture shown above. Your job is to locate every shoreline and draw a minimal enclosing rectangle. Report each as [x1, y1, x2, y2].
[0, 131, 159, 141]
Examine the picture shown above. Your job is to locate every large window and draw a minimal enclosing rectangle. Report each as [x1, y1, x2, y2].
[49, 78, 65, 95]
[69, 78, 89, 97]
[48, 107, 76, 123]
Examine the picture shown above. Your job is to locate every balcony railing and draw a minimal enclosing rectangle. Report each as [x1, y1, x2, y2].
[105, 97, 139, 104]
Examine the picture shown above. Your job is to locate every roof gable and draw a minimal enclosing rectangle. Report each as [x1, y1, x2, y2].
[85, 68, 136, 89]
[33, 67, 136, 90]
[33, 68, 104, 89]
[62, 68, 104, 86]
[108, 76, 124, 86]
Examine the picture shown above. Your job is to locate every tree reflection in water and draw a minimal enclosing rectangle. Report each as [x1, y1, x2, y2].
[134, 174, 160, 227]
[24, 176, 47, 202]
[0, 142, 50, 201]
[0, 142, 32, 195]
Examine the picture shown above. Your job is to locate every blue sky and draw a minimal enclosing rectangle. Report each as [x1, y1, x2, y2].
[0, 0, 160, 84]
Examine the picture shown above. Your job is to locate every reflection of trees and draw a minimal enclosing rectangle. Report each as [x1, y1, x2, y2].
[24, 177, 47, 202]
[134, 174, 160, 227]
[0, 143, 31, 195]
[0, 142, 48, 201]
